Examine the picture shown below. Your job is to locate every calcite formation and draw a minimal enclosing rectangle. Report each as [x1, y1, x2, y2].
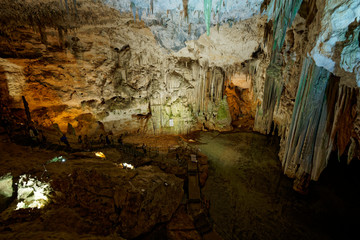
[104, 0, 264, 50]
[1, 0, 360, 194]
[255, 0, 360, 191]
[0, 0, 265, 136]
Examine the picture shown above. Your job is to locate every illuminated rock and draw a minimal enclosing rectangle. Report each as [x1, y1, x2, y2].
[16, 174, 52, 210]
[0, 1, 266, 135]
[0, 173, 13, 198]
[311, 0, 360, 73]
[0, 173, 13, 211]
[104, 0, 264, 51]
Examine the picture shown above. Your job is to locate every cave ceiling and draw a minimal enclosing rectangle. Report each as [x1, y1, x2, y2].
[104, 0, 264, 51]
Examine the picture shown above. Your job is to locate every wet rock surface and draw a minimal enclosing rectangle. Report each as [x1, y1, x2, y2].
[0, 139, 186, 239]
[52, 165, 183, 239]
[194, 131, 360, 240]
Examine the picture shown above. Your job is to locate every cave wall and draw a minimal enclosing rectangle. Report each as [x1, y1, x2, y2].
[1, 0, 359, 190]
[0, 0, 265, 136]
[251, 0, 360, 192]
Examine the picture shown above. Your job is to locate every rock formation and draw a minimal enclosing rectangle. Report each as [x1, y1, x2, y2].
[0, 0, 266, 136]
[0, 0, 359, 194]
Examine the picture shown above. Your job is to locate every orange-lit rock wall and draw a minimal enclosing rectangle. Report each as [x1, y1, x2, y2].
[0, 1, 266, 136]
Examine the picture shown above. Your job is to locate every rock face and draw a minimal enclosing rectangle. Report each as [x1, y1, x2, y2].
[51, 165, 184, 239]
[104, 0, 264, 51]
[0, 173, 13, 211]
[0, 140, 185, 239]
[1, 0, 360, 193]
[0, 0, 266, 136]
[252, 0, 360, 192]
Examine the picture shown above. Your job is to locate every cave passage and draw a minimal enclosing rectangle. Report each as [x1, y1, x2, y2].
[224, 83, 255, 129]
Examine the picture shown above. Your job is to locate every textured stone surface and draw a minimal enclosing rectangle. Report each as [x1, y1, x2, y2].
[104, 0, 264, 51]
[0, 141, 184, 239]
[54, 165, 183, 239]
[1, 0, 360, 193]
[251, 0, 360, 193]
[0, 0, 266, 136]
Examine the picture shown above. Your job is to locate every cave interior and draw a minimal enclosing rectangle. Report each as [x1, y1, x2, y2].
[0, 0, 360, 239]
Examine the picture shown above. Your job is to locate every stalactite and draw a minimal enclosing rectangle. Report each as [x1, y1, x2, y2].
[283, 57, 330, 192]
[182, 0, 188, 21]
[64, 0, 69, 14]
[204, 0, 212, 36]
[131, 2, 136, 22]
[281, 57, 357, 193]
[59, 0, 64, 10]
[150, 0, 153, 15]
[37, 23, 47, 45]
[310, 81, 357, 181]
[138, 8, 143, 21]
[73, 0, 77, 17]
[267, 0, 303, 54]
[58, 27, 64, 48]
[328, 85, 357, 156]
[347, 137, 356, 165]
[259, 0, 303, 135]
[215, 0, 223, 32]
[262, 63, 282, 133]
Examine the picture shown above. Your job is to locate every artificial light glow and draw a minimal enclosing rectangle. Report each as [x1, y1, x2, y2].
[95, 152, 106, 158]
[115, 163, 135, 169]
[123, 163, 134, 169]
[48, 156, 66, 163]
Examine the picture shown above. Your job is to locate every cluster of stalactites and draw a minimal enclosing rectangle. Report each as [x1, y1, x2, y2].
[129, 0, 177, 22]
[283, 57, 330, 180]
[283, 57, 357, 192]
[261, 63, 283, 133]
[283, 57, 330, 192]
[260, 0, 303, 127]
[126, 0, 246, 35]
[266, 0, 303, 54]
[198, 67, 225, 113]
[61, 0, 77, 16]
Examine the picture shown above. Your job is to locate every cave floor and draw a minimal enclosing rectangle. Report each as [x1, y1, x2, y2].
[0, 132, 191, 240]
[191, 131, 357, 240]
[1, 130, 359, 240]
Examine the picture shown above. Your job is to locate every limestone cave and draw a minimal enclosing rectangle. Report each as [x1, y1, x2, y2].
[0, 0, 360, 239]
